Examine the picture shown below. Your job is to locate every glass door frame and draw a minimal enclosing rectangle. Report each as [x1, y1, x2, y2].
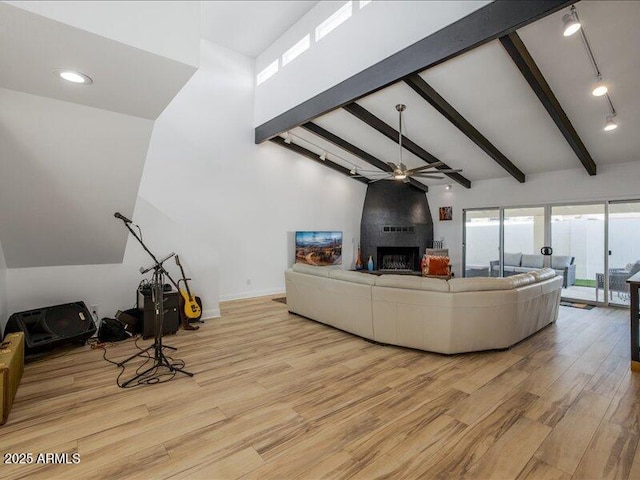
[462, 200, 639, 307]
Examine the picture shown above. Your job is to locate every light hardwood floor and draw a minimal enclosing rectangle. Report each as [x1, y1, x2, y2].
[1, 296, 639, 479]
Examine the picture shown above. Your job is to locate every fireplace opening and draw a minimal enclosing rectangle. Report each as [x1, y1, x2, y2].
[377, 246, 420, 272]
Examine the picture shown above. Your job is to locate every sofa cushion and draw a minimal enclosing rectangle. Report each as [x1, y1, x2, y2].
[551, 255, 573, 269]
[504, 252, 522, 267]
[329, 269, 377, 286]
[521, 254, 544, 268]
[292, 263, 331, 277]
[376, 275, 450, 292]
[529, 268, 557, 282]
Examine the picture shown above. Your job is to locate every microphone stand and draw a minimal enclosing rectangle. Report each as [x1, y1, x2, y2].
[115, 217, 193, 385]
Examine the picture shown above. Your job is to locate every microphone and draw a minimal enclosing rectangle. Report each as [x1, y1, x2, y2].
[114, 212, 133, 223]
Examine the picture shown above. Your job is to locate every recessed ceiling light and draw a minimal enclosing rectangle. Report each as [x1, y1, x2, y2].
[604, 115, 618, 131]
[592, 77, 608, 97]
[56, 69, 93, 85]
[445, 185, 452, 190]
[562, 13, 581, 37]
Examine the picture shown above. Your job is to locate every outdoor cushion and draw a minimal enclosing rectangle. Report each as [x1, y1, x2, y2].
[551, 255, 573, 269]
[504, 252, 522, 267]
[521, 254, 544, 268]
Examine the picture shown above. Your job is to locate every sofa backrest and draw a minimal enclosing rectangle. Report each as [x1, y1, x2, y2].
[329, 269, 377, 285]
[504, 252, 523, 267]
[291, 263, 331, 277]
[448, 273, 535, 293]
[521, 254, 544, 269]
[375, 274, 450, 292]
[550, 255, 574, 269]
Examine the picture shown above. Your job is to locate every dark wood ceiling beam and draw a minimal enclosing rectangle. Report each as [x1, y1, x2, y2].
[343, 103, 472, 188]
[404, 74, 526, 183]
[255, 0, 573, 143]
[499, 32, 597, 176]
[269, 136, 369, 185]
[301, 122, 428, 193]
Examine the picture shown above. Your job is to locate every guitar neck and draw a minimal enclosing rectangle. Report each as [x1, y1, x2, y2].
[178, 263, 193, 298]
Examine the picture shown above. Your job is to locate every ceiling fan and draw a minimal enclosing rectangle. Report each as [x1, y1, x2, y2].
[356, 104, 462, 183]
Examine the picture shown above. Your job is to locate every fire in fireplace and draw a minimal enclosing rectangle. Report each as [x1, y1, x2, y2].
[377, 246, 419, 272]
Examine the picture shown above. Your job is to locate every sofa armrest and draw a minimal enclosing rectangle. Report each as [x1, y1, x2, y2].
[564, 263, 576, 287]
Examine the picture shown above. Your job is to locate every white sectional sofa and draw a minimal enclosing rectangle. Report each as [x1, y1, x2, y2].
[285, 264, 562, 354]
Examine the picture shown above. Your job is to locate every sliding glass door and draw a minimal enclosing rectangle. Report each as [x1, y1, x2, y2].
[550, 204, 605, 302]
[503, 207, 546, 275]
[607, 201, 640, 306]
[463, 209, 500, 278]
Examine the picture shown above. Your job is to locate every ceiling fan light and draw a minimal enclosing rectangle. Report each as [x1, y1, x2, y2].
[592, 78, 608, 97]
[604, 115, 618, 131]
[562, 13, 581, 37]
[394, 172, 407, 180]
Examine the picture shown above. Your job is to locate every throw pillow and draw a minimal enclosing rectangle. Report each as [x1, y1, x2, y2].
[427, 256, 450, 276]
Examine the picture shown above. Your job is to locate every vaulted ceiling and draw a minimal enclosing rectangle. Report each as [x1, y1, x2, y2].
[260, 1, 640, 191]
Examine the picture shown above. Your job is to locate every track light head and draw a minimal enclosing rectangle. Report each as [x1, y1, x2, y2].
[562, 12, 581, 37]
[349, 168, 356, 175]
[319, 151, 326, 161]
[592, 77, 608, 97]
[284, 132, 291, 144]
[604, 115, 618, 131]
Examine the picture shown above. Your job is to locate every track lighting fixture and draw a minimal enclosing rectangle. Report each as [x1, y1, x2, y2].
[562, 12, 581, 37]
[604, 115, 618, 132]
[350, 168, 356, 175]
[592, 76, 608, 97]
[563, 5, 619, 132]
[284, 132, 291, 144]
[319, 151, 327, 161]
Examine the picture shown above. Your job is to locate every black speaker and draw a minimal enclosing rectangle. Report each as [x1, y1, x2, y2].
[6, 301, 96, 354]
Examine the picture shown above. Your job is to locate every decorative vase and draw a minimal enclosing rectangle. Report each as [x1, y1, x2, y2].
[355, 245, 363, 270]
[367, 256, 374, 272]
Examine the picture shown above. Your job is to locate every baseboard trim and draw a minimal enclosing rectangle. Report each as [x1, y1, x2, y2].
[220, 288, 285, 302]
[201, 308, 221, 319]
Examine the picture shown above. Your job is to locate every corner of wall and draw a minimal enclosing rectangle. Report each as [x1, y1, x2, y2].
[0, 240, 8, 337]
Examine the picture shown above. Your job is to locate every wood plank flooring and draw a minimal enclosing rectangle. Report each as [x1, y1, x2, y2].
[1, 296, 639, 479]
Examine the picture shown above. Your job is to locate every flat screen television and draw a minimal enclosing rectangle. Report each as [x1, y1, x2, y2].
[295, 231, 342, 266]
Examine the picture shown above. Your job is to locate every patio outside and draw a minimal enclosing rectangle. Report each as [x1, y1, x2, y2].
[465, 207, 640, 306]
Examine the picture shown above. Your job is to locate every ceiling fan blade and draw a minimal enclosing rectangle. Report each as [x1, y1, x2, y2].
[368, 175, 393, 183]
[411, 174, 445, 180]
[405, 162, 445, 174]
[427, 168, 463, 174]
[387, 162, 398, 170]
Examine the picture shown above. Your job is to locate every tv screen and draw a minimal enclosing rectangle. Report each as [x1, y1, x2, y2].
[295, 231, 342, 266]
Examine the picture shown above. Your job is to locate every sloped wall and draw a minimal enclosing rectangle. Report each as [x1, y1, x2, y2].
[6, 197, 220, 321]
[0, 88, 154, 268]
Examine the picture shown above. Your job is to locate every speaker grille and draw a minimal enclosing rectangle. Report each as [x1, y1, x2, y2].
[45, 304, 91, 338]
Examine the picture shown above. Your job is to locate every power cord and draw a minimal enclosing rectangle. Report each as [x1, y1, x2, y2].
[97, 336, 186, 388]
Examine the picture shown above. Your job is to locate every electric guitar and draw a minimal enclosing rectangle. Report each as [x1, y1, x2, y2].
[175, 255, 202, 327]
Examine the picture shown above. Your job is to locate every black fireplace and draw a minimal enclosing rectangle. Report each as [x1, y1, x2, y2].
[377, 246, 420, 272]
[360, 182, 433, 272]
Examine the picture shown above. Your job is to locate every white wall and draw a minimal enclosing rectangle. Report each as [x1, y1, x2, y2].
[0, 87, 154, 268]
[5, 0, 201, 67]
[254, 0, 490, 125]
[140, 39, 366, 301]
[6, 197, 220, 321]
[0, 241, 8, 336]
[428, 161, 640, 276]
